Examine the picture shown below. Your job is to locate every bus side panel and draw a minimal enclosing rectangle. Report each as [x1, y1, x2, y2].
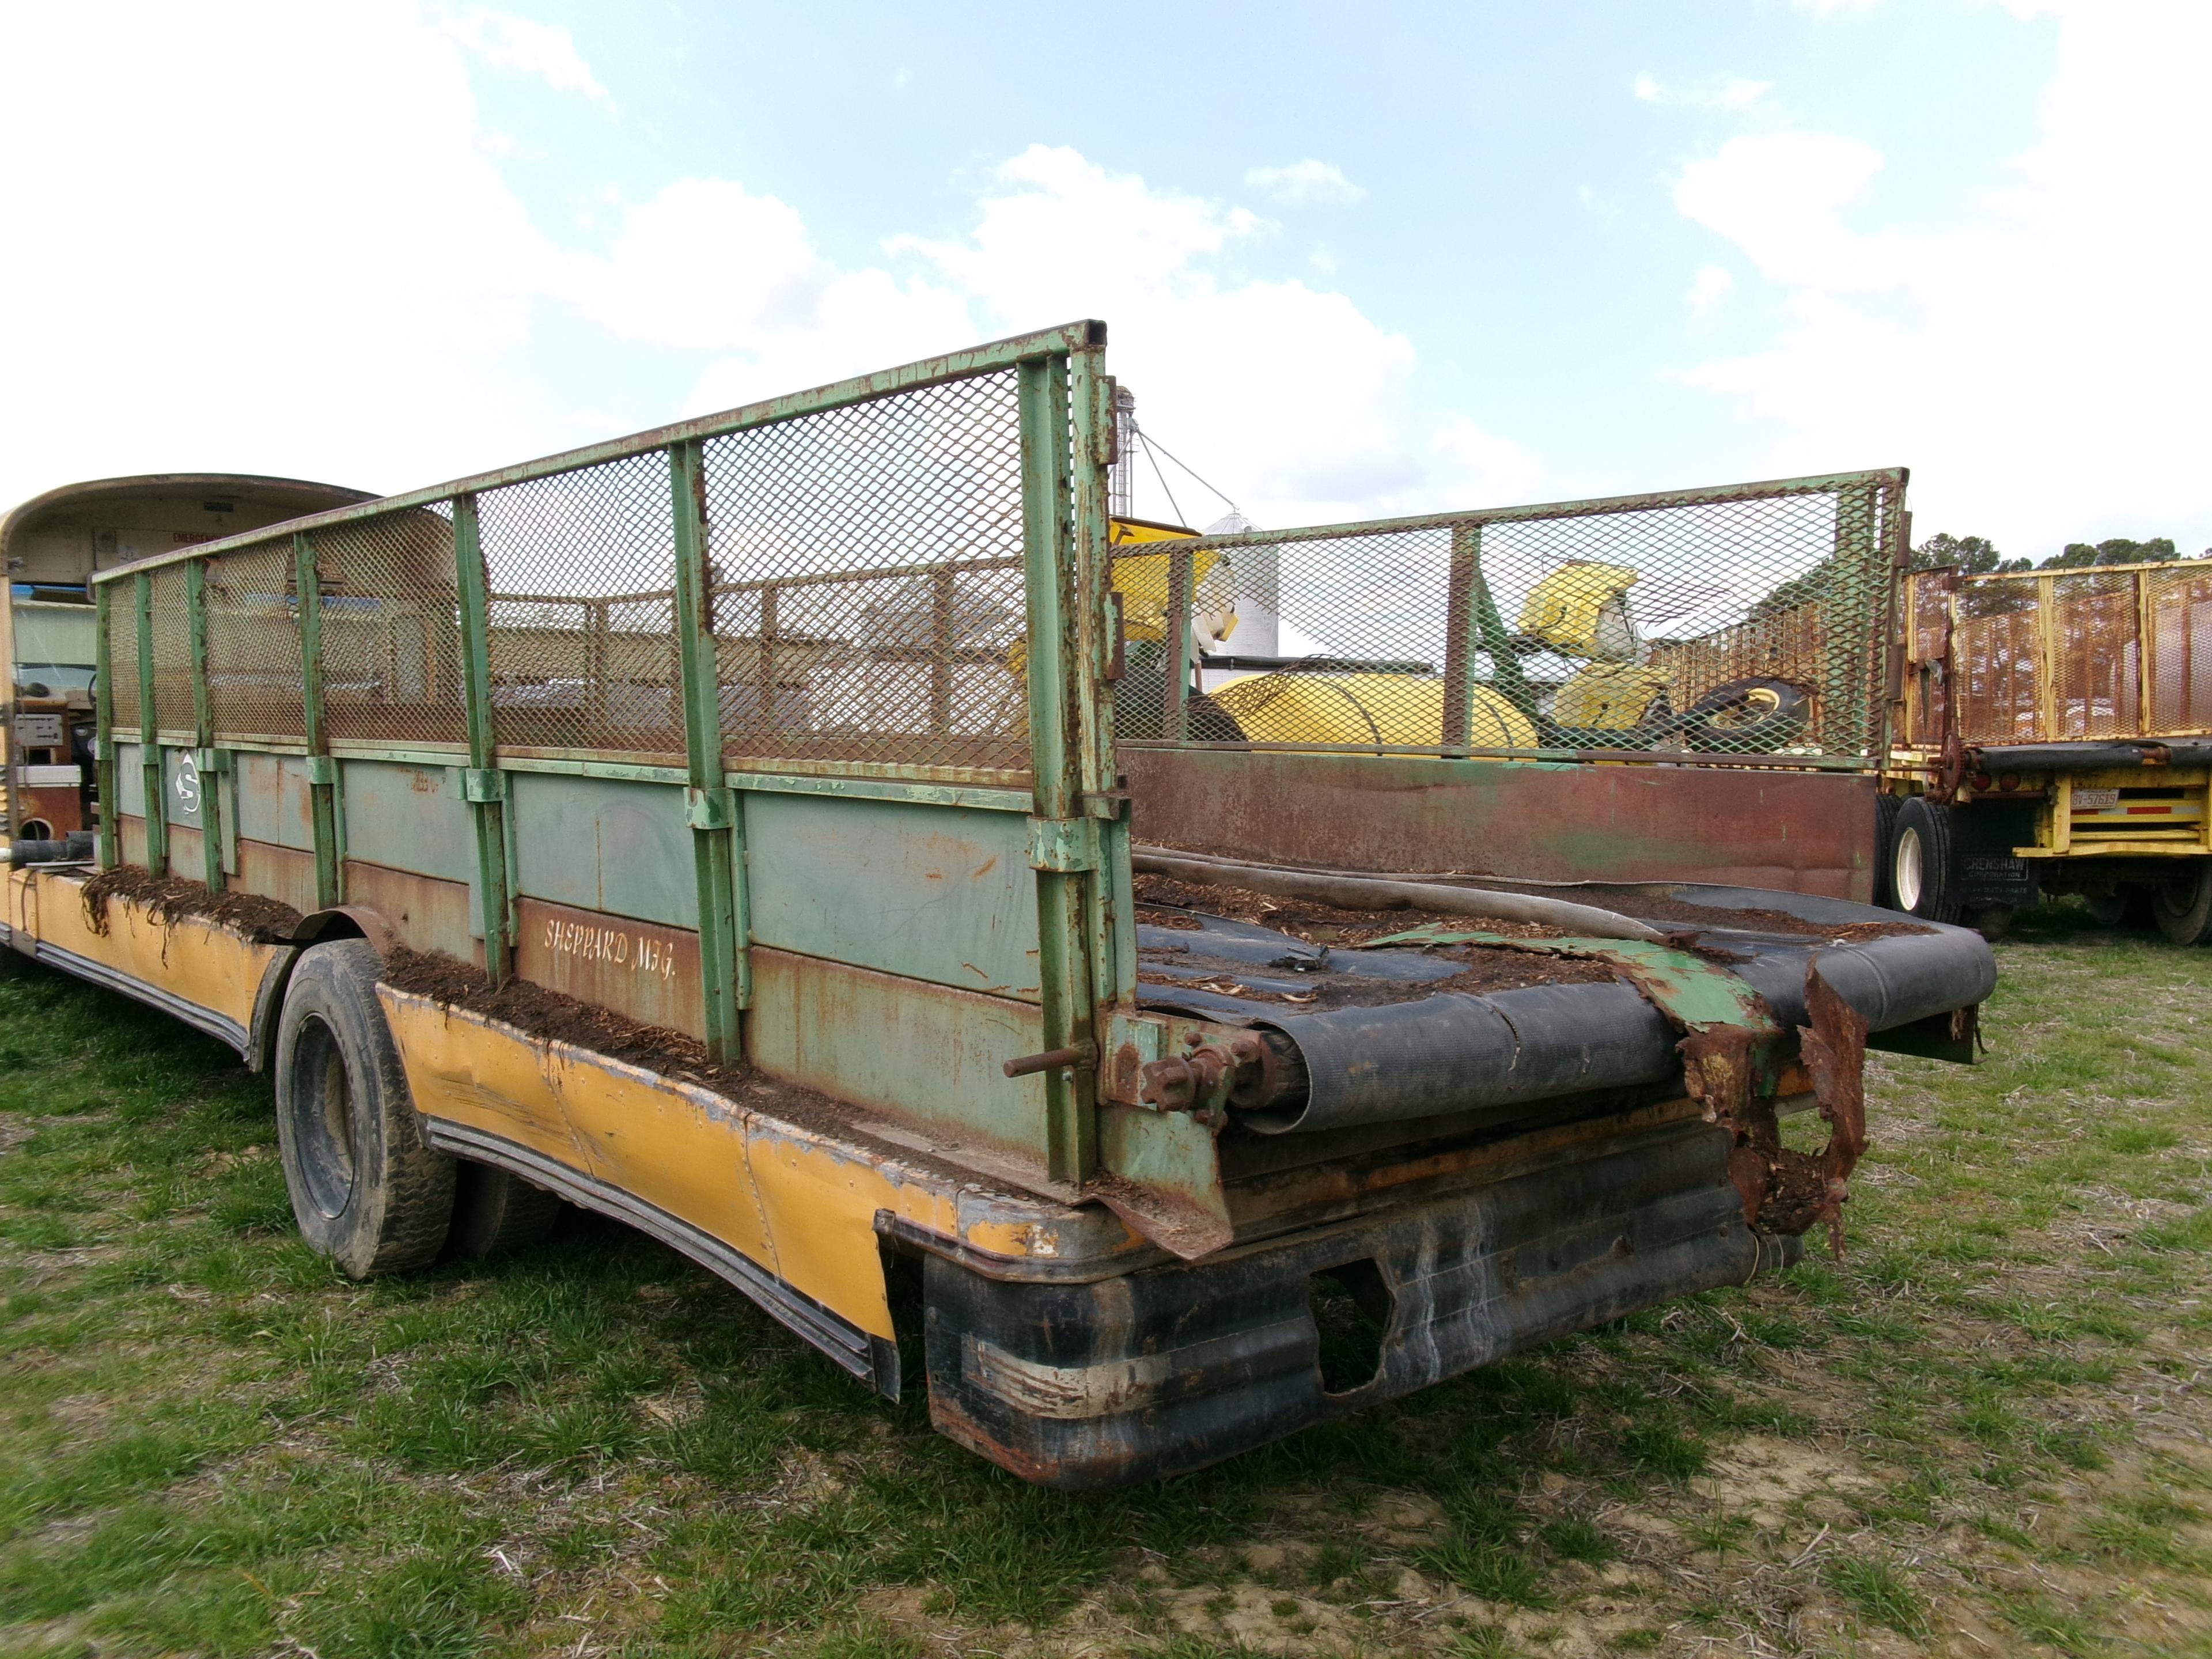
[744, 794, 1041, 1001]
[25, 873, 281, 1041]
[381, 987, 976, 1344]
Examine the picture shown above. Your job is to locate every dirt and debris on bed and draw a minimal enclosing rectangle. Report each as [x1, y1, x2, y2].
[1132, 874, 1618, 1009]
[381, 946, 752, 1097]
[1131, 858, 1930, 946]
[1132, 873, 1568, 946]
[1584, 889, 1931, 942]
[79, 867, 302, 945]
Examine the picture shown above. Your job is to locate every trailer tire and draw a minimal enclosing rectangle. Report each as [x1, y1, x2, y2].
[274, 940, 454, 1278]
[2151, 861, 2212, 946]
[1873, 791, 1903, 909]
[1891, 797, 1960, 923]
[445, 1162, 565, 1262]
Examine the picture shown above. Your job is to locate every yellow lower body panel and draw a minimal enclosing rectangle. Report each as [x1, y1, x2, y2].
[6, 869, 285, 1054]
[381, 987, 994, 1350]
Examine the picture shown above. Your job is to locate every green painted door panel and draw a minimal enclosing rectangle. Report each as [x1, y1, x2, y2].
[746, 947, 1049, 1173]
[112, 744, 146, 817]
[233, 752, 316, 851]
[744, 793, 1041, 1001]
[507, 771, 696, 930]
[339, 760, 475, 884]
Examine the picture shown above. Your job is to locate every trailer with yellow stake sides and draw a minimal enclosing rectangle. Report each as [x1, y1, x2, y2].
[1, 324, 1994, 1486]
[1885, 558, 2212, 939]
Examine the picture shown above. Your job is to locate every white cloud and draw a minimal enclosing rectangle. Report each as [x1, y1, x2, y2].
[1243, 159, 1367, 206]
[1685, 264, 1736, 323]
[0, 10, 1524, 540]
[440, 6, 610, 105]
[1673, 130, 1893, 288]
[1674, 0, 2212, 558]
[1633, 71, 1774, 111]
[0, 1, 573, 503]
[1789, 0, 1880, 13]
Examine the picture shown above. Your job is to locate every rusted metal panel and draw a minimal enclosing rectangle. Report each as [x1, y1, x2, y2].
[118, 814, 147, 869]
[237, 839, 319, 916]
[745, 792, 1040, 1001]
[342, 861, 478, 962]
[232, 751, 317, 851]
[512, 896, 704, 1039]
[746, 945, 1050, 1176]
[508, 771, 696, 930]
[1124, 747, 1878, 902]
[340, 759, 474, 885]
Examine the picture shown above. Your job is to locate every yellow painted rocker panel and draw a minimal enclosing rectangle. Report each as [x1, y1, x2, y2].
[12, 869, 281, 1034]
[380, 988, 978, 1342]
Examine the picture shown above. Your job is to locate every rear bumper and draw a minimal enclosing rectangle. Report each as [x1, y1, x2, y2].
[923, 1119, 1791, 1488]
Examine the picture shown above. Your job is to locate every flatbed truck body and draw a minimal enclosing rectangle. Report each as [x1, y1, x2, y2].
[1885, 560, 2212, 939]
[4, 323, 1994, 1484]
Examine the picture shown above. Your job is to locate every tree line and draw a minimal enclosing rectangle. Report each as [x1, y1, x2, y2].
[1912, 532, 2207, 574]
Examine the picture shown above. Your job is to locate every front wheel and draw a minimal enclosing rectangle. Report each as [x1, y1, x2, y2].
[274, 940, 455, 1278]
[1890, 796, 1961, 923]
[2152, 862, 2212, 945]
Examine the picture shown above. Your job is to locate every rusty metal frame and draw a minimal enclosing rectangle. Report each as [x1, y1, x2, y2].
[184, 559, 225, 892]
[93, 582, 117, 870]
[1126, 467, 1909, 772]
[133, 571, 165, 874]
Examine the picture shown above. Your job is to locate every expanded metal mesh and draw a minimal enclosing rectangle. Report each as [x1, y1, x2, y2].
[146, 565, 194, 740]
[1953, 580, 2043, 743]
[205, 542, 304, 741]
[478, 453, 680, 757]
[702, 370, 1029, 774]
[2148, 565, 2212, 735]
[105, 592, 141, 734]
[316, 509, 468, 747]
[1950, 564, 2212, 745]
[1118, 478, 1899, 766]
[2050, 571, 2139, 740]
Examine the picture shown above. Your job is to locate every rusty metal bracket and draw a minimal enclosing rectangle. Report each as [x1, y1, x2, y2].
[1027, 815, 1100, 872]
[463, 767, 506, 805]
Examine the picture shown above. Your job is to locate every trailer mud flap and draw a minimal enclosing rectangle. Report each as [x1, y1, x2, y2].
[922, 1119, 1791, 1488]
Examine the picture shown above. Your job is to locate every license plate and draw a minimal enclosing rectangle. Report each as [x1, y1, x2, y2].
[2072, 787, 2120, 810]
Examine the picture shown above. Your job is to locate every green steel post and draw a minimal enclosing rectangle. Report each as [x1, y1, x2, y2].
[185, 559, 224, 892]
[93, 584, 117, 869]
[1070, 343, 1130, 1006]
[1020, 352, 1097, 1185]
[134, 573, 166, 874]
[451, 498, 511, 983]
[669, 440, 745, 1062]
[294, 534, 341, 909]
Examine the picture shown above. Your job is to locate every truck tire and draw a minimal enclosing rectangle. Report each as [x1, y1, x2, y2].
[2084, 888, 2146, 928]
[1891, 796, 1961, 924]
[2151, 862, 2212, 946]
[445, 1162, 565, 1261]
[1873, 792, 1903, 909]
[274, 940, 454, 1278]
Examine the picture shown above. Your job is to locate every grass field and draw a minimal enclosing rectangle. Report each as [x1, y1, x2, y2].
[2, 904, 2209, 1658]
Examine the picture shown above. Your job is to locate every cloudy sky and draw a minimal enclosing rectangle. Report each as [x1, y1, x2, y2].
[2, 0, 2204, 562]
